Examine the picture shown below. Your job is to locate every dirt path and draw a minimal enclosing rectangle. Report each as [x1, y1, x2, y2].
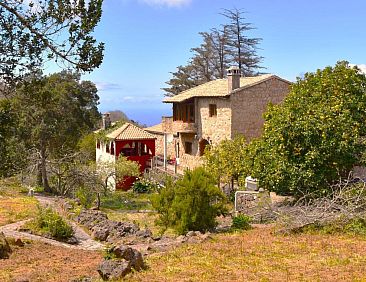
[0, 195, 105, 251]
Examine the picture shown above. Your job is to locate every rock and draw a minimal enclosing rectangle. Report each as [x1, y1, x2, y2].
[186, 231, 195, 237]
[91, 224, 110, 241]
[66, 236, 79, 245]
[176, 235, 187, 243]
[136, 228, 153, 238]
[112, 246, 145, 271]
[77, 209, 108, 229]
[97, 260, 131, 281]
[0, 232, 11, 259]
[14, 238, 25, 247]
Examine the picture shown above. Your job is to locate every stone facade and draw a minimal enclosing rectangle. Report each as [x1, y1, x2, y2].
[148, 75, 291, 172]
[231, 77, 291, 140]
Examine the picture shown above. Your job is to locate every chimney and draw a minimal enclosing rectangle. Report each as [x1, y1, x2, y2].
[102, 112, 111, 130]
[227, 66, 241, 92]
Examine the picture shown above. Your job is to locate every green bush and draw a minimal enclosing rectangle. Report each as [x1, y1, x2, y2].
[152, 167, 227, 234]
[75, 186, 96, 208]
[231, 214, 252, 231]
[132, 179, 156, 194]
[27, 205, 74, 240]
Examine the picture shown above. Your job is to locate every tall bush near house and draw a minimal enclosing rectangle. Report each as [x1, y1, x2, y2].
[152, 168, 227, 234]
[251, 61, 366, 198]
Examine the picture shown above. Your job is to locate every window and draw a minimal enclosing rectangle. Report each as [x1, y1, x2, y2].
[209, 104, 217, 117]
[96, 140, 100, 149]
[111, 143, 115, 155]
[173, 102, 195, 123]
[185, 142, 192, 155]
[106, 143, 110, 153]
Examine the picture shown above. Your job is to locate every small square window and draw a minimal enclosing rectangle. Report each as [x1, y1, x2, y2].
[185, 142, 192, 155]
[209, 104, 217, 117]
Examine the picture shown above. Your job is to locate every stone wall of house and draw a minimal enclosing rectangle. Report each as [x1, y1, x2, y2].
[196, 97, 232, 146]
[150, 132, 176, 158]
[230, 77, 290, 140]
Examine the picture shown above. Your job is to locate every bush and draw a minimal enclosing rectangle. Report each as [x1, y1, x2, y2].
[132, 179, 156, 194]
[27, 205, 74, 240]
[231, 214, 252, 231]
[152, 168, 227, 234]
[76, 186, 96, 209]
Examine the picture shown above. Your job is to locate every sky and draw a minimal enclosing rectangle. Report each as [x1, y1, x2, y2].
[75, 0, 366, 126]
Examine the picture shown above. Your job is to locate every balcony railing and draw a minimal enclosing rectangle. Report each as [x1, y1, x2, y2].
[172, 121, 197, 133]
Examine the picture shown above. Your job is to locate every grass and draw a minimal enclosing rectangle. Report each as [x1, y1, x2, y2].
[100, 190, 153, 211]
[0, 197, 38, 226]
[125, 226, 366, 281]
[0, 241, 102, 282]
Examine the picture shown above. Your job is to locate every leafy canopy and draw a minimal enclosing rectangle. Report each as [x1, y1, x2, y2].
[0, 0, 104, 84]
[251, 61, 366, 198]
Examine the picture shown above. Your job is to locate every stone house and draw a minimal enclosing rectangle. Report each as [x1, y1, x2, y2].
[146, 67, 291, 172]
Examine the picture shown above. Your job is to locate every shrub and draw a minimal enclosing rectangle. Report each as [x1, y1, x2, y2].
[132, 179, 156, 194]
[76, 186, 96, 209]
[231, 214, 252, 231]
[152, 168, 227, 234]
[27, 205, 74, 240]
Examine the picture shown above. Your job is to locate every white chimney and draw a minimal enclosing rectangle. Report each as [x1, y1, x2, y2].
[227, 66, 241, 92]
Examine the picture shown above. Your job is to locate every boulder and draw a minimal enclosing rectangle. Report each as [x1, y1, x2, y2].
[76, 210, 108, 229]
[136, 228, 153, 238]
[111, 245, 145, 271]
[97, 260, 131, 281]
[0, 232, 11, 259]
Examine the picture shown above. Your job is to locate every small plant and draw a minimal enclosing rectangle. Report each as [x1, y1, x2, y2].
[103, 246, 117, 260]
[26, 205, 74, 240]
[76, 186, 96, 209]
[231, 214, 252, 231]
[132, 179, 156, 194]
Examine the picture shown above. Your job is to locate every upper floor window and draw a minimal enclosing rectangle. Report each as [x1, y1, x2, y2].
[209, 104, 217, 117]
[173, 102, 195, 123]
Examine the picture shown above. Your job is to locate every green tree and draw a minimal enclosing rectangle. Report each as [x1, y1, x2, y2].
[204, 135, 249, 188]
[251, 61, 366, 198]
[163, 8, 262, 96]
[12, 71, 100, 192]
[0, 0, 104, 85]
[152, 167, 227, 234]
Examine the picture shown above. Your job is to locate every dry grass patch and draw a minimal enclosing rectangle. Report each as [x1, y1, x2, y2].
[0, 241, 102, 282]
[126, 226, 366, 281]
[0, 197, 38, 226]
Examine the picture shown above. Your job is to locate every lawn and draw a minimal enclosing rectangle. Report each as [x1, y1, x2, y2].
[0, 197, 38, 226]
[0, 241, 102, 282]
[126, 226, 366, 281]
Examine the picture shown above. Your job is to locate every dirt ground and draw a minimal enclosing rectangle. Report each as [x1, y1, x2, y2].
[0, 240, 103, 282]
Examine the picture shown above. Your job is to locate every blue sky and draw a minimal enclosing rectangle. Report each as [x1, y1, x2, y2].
[79, 0, 366, 125]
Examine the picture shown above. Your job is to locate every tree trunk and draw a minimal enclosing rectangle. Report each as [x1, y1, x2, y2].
[96, 192, 101, 210]
[40, 144, 51, 193]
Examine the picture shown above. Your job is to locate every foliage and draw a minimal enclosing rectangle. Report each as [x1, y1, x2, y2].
[299, 217, 366, 237]
[0, 0, 104, 85]
[152, 168, 227, 234]
[231, 214, 252, 231]
[132, 178, 157, 194]
[204, 135, 249, 187]
[26, 205, 74, 240]
[75, 186, 96, 209]
[250, 62, 366, 198]
[77, 133, 97, 162]
[9, 71, 100, 192]
[98, 156, 141, 192]
[163, 8, 262, 96]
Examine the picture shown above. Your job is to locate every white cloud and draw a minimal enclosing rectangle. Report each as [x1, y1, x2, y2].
[350, 64, 366, 75]
[95, 82, 122, 91]
[141, 0, 191, 8]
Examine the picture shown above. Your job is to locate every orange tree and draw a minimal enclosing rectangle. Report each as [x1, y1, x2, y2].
[250, 62, 366, 198]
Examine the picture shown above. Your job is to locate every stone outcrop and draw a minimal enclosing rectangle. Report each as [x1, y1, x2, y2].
[0, 232, 11, 259]
[77, 210, 140, 242]
[97, 246, 145, 280]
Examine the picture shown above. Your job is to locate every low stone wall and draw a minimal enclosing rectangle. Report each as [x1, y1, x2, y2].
[235, 190, 273, 222]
